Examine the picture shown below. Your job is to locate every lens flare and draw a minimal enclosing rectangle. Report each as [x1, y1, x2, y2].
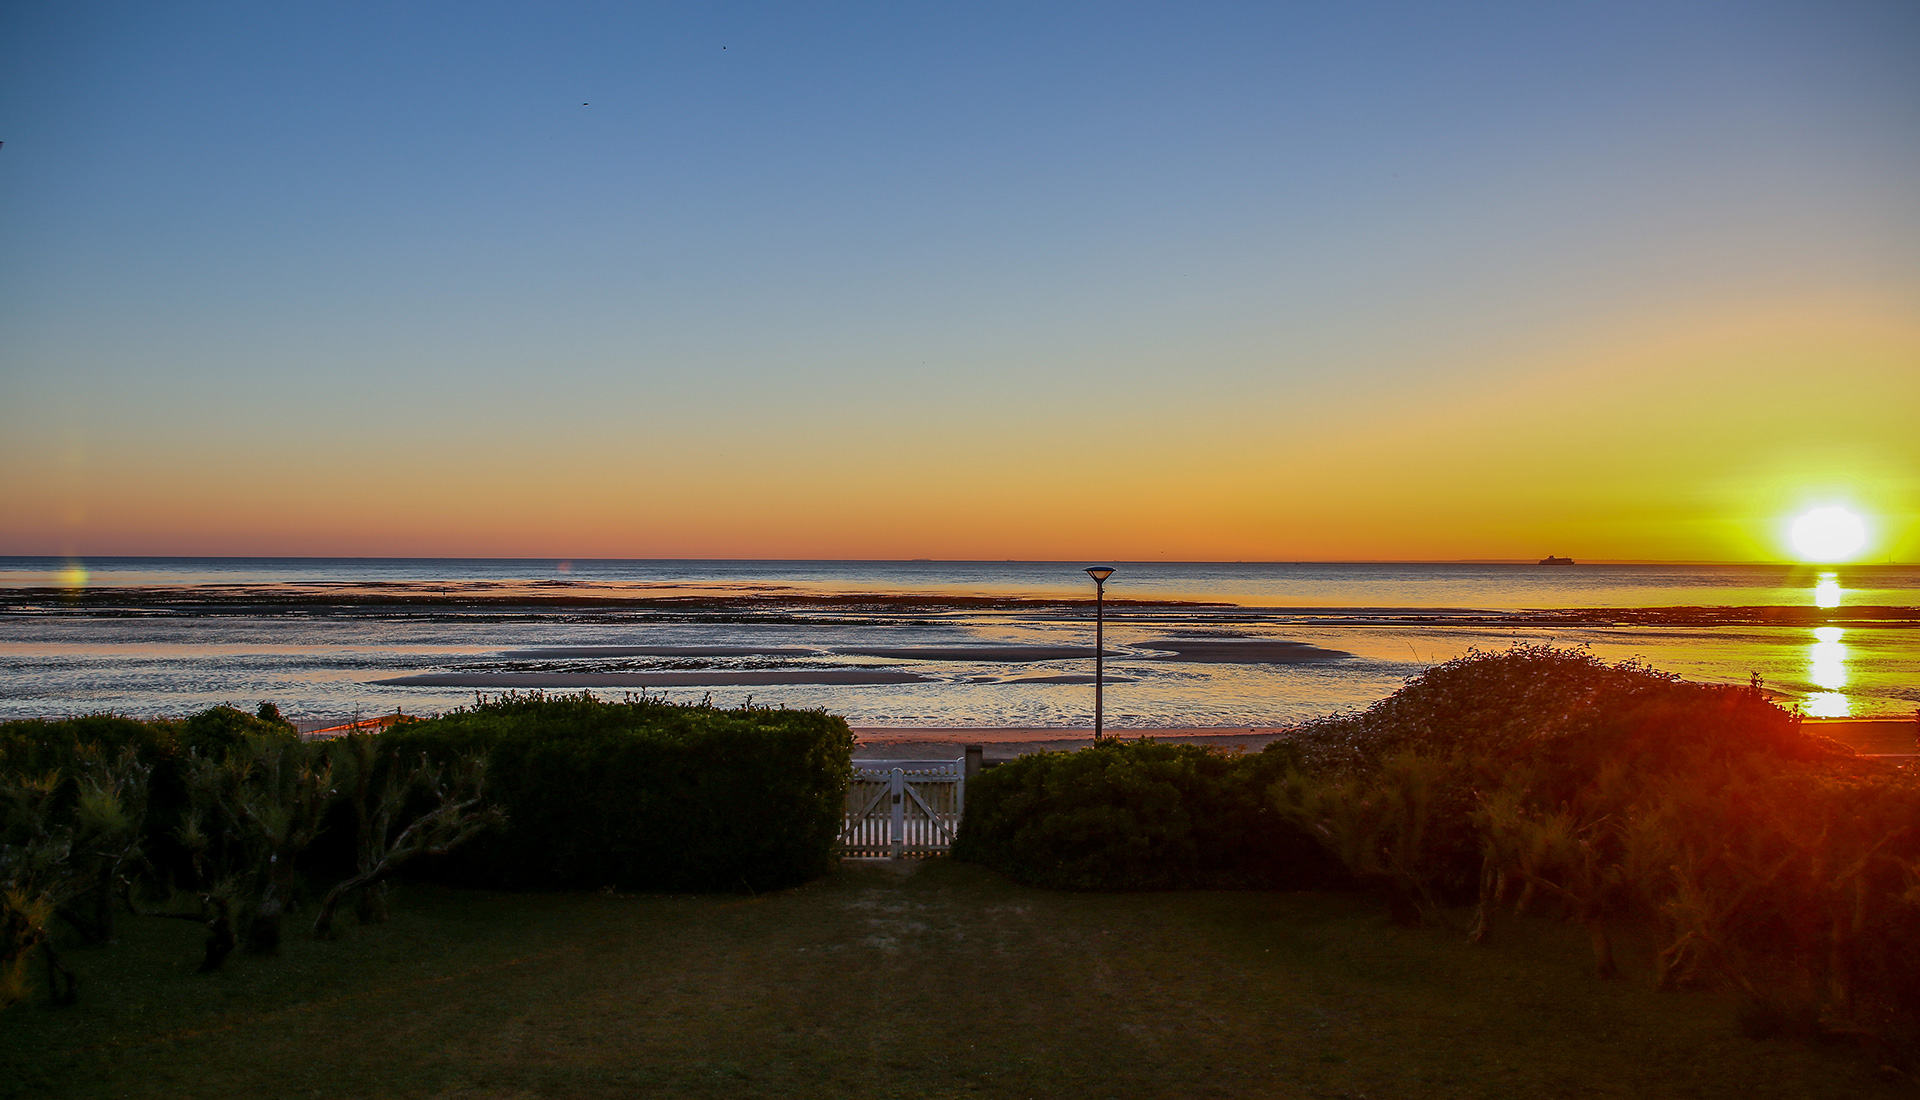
[1790, 507, 1867, 562]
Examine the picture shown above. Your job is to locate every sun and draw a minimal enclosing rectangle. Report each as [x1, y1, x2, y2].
[1790, 507, 1867, 562]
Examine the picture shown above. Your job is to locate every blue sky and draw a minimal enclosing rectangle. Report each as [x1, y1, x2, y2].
[2, 2, 1916, 559]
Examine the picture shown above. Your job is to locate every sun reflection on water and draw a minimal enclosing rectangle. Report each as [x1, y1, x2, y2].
[1812, 573, 1842, 609]
[1810, 627, 1847, 688]
[1805, 693, 1850, 717]
[1806, 625, 1849, 716]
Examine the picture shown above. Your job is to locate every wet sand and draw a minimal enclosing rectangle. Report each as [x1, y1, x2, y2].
[376, 670, 932, 688]
[289, 717, 1915, 758]
[1806, 717, 1918, 755]
[837, 646, 1102, 662]
[1135, 638, 1353, 662]
[856, 718, 1919, 762]
[498, 646, 824, 658]
[853, 725, 1290, 761]
[492, 643, 1346, 665]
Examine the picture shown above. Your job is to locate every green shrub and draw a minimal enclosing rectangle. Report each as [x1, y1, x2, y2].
[1, 705, 501, 998]
[951, 739, 1337, 890]
[0, 706, 296, 893]
[1283, 644, 1843, 777]
[1273, 752, 1479, 925]
[381, 693, 853, 892]
[1276, 649, 1853, 921]
[1274, 646, 1920, 1056]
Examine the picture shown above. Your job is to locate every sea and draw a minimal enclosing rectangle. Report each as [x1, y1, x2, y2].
[1, 558, 1915, 728]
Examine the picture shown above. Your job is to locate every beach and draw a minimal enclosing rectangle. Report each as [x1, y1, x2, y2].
[851, 717, 1920, 762]
[852, 725, 1290, 761]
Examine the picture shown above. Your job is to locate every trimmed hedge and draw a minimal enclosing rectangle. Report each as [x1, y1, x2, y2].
[381, 693, 854, 892]
[0, 706, 286, 776]
[950, 739, 1338, 890]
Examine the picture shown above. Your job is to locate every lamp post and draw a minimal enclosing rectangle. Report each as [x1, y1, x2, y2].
[1085, 566, 1115, 741]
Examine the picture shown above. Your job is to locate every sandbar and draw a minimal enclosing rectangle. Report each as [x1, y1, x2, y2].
[497, 646, 822, 658]
[835, 646, 1103, 662]
[495, 645, 1120, 662]
[998, 673, 1135, 684]
[1137, 638, 1352, 663]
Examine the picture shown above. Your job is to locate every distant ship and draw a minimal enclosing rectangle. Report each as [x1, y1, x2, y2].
[1538, 555, 1576, 566]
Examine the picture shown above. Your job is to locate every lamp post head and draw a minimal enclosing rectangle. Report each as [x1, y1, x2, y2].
[1085, 566, 1115, 584]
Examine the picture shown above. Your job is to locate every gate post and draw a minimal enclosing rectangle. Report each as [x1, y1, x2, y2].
[890, 767, 906, 859]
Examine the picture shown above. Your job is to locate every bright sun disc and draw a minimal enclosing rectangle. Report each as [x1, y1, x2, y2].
[1790, 507, 1867, 562]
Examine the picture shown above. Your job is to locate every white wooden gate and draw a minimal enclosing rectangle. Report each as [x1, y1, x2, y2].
[840, 759, 965, 858]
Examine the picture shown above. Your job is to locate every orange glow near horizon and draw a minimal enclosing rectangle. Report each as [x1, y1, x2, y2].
[3, 7, 1917, 566]
[2, 301, 1916, 562]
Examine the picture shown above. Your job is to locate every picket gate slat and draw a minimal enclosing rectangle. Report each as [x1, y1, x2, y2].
[839, 759, 964, 858]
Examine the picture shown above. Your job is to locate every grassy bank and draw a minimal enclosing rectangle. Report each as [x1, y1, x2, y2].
[3, 860, 1905, 1100]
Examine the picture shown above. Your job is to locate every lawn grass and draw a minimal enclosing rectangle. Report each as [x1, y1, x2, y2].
[2, 860, 1905, 1099]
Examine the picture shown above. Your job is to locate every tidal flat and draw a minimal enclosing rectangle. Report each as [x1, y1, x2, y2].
[4, 558, 1917, 727]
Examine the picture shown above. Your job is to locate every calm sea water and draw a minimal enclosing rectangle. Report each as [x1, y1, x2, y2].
[2, 557, 1915, 726]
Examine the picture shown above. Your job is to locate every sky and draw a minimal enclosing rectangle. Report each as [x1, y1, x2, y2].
[1, 1, 1916, 562]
